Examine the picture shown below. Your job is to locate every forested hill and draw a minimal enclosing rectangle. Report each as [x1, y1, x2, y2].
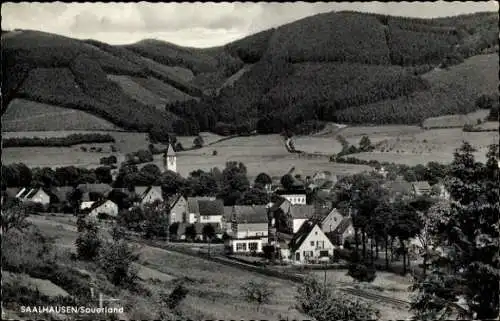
[2, 11, 498, 138]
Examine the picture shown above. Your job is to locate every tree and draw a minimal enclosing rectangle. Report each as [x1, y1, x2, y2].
[185, 224, 197, 241]
[236, 187, 270, 205]
[94, 166, 112, 184]
[202, 223, 216, 256]
[75, 219, 102, 261]
[391, 200, 422, 274]
[241, 280, 274, 310]
[218, 162, 250, 205]
[193, 135, 204, 148]
[296, 276, 379, 321]
[163, 283, 189, 310]
[158, 171, 187, 196]
[187, 170, 220, 197]
[254, 172, 272, 188]
[1, 199, 29, 234]
[98, 239, 139, 286]
[347, 263, 376, 282]
[359, 135, 374, 152]
[143, 201, 168, 239]
[411, 142, 500, 320]
[280, 174, 296, 191]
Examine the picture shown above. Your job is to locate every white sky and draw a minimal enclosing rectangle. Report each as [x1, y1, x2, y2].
[2, 2, 498, 47]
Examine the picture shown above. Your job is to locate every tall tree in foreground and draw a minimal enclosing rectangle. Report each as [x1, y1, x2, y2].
[411, 142, 500, 320]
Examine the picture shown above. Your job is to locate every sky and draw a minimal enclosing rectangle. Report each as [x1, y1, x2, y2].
[2, 1, 498, 48]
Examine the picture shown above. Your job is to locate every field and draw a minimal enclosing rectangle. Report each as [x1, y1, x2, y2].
[2, 99, 123, 132]
[106, 75, 167, 109]
[142, 134, 372, 180]
[421, 109, 491, 129]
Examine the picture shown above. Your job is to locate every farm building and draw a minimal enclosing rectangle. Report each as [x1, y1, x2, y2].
[270, 198, 316, 234]
[288, 221, 334, 263]
[230, 205, 269, 239]
[88, 199, 118, 220]
[320, 208, 344, 234]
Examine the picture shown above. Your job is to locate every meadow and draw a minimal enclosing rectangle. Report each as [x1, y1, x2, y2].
[142, 134, 372, 180]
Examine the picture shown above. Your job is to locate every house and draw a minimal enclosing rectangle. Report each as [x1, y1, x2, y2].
[225, 235, 268, 254]
[77, 183, 112, 202]
[88, 199, 118, 220]
[168, 194, 187, 224]
[230, 205, 269, 239]
[80, 201, 95, 211]
[186, 196, 216, 224]
[320, 208, 344, 234]
[412, 181, 432, 196]
[174, 222, 223, 241]
[135, 185, 163, 206]
[288, 221, 334, 263]
[17, 187, 51, 206]
[278, 193, 307, 205]
[270, 198, 315, 234]
[326, 217, 355, 247]
[198, 199, 224, 224]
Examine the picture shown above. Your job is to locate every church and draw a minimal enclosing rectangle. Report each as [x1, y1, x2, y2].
[163, 143, 176, 173]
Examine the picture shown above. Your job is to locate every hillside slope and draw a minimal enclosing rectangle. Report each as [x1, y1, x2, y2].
[2, 11, 497, 136]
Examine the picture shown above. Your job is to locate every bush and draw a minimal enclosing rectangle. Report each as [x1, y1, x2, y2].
[347, 263, 377, 282]
[75, 220, 102, 261]
[3, 133, 114, 148]
[212, 150, 218, 156]
[98, 239, 139, 286]
[164, 283, 189, 310]
[240, 280, 274, 306]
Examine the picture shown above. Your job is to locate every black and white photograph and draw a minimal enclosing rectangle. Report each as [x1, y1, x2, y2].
[1, 1, 499, 320]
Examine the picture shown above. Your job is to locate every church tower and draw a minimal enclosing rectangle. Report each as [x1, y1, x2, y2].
[163, 143, 176, 173]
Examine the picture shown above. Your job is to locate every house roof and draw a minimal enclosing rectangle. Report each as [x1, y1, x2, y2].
[89, 199, 116, 212]
[25, 188, 45, 199]
[289, 205, 316, 219]
[167, 194, 185, 208]
[223, 206, 233, 221]
[77, 183, 112, 195]
[232, 205, 269, 224]
[198, 199, 224, 216]
[321, 208, 342, 224]
[137, 186, 162, 201]
[333, 217, 353, 235]
[288, 220, 317, 252]
[186, 196, 216, 213]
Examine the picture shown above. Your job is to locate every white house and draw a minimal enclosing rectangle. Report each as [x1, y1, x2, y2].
[88, 200, 118, 219]
[186, 197, 217, 224]
[197, 199, 224, 224]
[135, 186, 163, 206]
[288, 221, 334, 263]
[80, 201, 95, 211]
[225, 205, 269, 254]
[281, 193, 307, 205]
[320, 208, 344, 234]
[17, 187, 51, 206]
[168, 194, 188, 224]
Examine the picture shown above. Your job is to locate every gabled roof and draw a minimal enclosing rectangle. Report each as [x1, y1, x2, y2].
[168, 194, 185, 208]
[5, 187, 21, 198]
[232, 205, 268, 224]
[17, 187, 32, 199]
[24, 187, 48, 200]
[289, 220, 317, 252]
[333, 217, 353, 235]
[198, 199, 224, 216]
[89, 199, 116, 211]
[134, 186, 149, 198]
[321, 208, 342, 224]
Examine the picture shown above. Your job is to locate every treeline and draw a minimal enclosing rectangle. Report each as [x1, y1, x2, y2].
[3, 133, 115, 148]
[2, 163, 113, 188]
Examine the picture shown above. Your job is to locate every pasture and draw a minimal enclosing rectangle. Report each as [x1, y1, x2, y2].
[421, 109, 491, 129]
[143, 134, 372, 180]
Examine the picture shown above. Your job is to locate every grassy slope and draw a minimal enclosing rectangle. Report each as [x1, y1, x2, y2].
[2, 98, 123, 131]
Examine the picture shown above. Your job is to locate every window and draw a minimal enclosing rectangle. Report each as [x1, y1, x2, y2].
[249, 242, 258, 252]
[310, 241, 315, 246]
[304, 251, 313, 258]
[334, 217, 337, 222]
[236, 243, 247, 251]
[316, 241, 324, 249]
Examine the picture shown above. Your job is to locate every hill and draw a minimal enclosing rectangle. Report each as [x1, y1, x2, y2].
[2, 11, 498, 136]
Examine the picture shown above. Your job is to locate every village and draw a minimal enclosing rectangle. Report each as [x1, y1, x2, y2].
[2, 140, 452, 268]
